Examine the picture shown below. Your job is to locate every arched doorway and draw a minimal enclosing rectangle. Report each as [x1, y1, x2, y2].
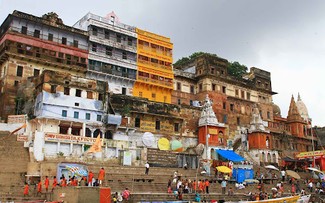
[93, 129, 102, 137]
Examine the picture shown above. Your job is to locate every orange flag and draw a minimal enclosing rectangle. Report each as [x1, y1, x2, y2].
[87, 135, 102, 153]
[10, 123, 27, 135]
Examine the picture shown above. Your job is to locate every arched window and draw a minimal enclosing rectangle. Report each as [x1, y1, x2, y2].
[85, 128, 91, 137]
[105, 131, 113, 139]
[267, 153, 271, 163]
[93, 129, 102, 137]
[260, 152, 265, 162]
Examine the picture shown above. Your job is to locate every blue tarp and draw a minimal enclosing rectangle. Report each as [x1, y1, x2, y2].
[233, 168, 254, 183]
[216, 149, 245, 162]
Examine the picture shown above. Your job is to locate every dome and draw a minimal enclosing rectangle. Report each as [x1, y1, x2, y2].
[296, 93, 309, 121]
[272, 102, 281, 117]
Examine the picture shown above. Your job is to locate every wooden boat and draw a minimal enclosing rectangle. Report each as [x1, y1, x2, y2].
[297, 194, 311, 203]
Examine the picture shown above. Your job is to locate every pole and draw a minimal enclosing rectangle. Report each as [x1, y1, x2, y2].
[311, 120, 316, 167]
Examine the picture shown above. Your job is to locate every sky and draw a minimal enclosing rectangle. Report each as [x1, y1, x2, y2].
[1, 0, 324, 126]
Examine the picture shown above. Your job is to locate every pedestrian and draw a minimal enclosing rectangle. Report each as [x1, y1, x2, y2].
[145, 162, 150, 175]
[281, 169, 286, 182]
[37, 180, 42, 196]
[44, 176, 49, 192]
[221, 178, 227, 194]
[23, 182, 29, 196]
[88, 171, 94, 187]
[52, 176, 57, 192]
[98, 167, 105, 186]
[205, 179, 210, 194]
[122, 187, 131, 202]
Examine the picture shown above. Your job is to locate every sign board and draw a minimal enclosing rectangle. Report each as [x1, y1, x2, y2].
[296, 150, 325, 159]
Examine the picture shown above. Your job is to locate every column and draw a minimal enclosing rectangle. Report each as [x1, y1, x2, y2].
[82, 122, 86, 137]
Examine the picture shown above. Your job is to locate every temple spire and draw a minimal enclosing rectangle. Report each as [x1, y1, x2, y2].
[198, 94, 224, 127]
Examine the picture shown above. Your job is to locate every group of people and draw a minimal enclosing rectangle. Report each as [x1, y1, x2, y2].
[23, 167, 106, 196]
[112, 188, 131, 202]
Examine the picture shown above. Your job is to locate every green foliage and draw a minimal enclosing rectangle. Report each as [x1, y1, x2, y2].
[174, 52, 209, 67]
[57, 151, 64, 157]
[227, 61, 248, 79]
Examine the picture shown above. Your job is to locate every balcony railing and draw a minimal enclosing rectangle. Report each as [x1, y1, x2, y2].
[137, 75, 173, 88]
[138, 58, 172, 71]
[9, 26, 88, 50]
[138, 44, 173, 58]
[88, 65, 136, 80]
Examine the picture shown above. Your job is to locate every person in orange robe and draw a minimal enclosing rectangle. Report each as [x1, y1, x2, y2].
[199, 180, 205, 193]
[98, 167, 105, 186]
[62, 177, 67, 187]
[52, 176, 57, 192]
[88, 171, 94, 187]
[205, 179, 210, 194]
[37, 180, 42, 196]
[44, 176, 49, 192]
[193, 180, 197, 192]
[23, 183, 29, 196]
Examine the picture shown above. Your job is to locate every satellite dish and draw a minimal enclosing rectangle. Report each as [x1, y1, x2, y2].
[195, 143, 205, 155]
[142, 132, 154, 147]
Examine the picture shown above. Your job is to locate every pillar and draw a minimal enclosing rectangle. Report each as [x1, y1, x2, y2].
[82, 122, 86, 137]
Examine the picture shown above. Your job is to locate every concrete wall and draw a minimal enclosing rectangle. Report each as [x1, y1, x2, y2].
[52, 187, 101, 203]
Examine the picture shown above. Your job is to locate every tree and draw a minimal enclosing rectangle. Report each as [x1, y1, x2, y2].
[227, 61, 248, 79]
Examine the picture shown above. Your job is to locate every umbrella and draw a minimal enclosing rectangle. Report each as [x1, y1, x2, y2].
[308, 167, 323, 173]
[158, 138, 170, 150]
[216, 166, 232, 173]
[265, 165, 279, 171]
[286, 170, 301, 179]
[171, 140, 183, 152]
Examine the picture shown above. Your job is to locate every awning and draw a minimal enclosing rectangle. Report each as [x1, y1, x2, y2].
[216, 149, 245, 162]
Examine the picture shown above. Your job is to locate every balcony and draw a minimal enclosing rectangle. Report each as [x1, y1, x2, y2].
[138, 58, 172, 71]
[137, 75, 173, 89]
[88, 65, 136, 80]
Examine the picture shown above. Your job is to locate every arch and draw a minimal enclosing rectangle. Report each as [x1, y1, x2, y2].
[260, 152, 265, 162]
[272, 153, 277, 163]
[85, 128, 91, 137]
[210, 148, 217, 160]
[93, 129, 102, 137]
[267, 153, 271, 163]
[218, 131, 224, 145]
[105, 131, 113, 139]
[266, 136, 270, 149]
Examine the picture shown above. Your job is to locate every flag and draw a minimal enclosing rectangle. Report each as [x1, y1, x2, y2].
[10, 123, 27, 135]
[86, 135, 102, 153]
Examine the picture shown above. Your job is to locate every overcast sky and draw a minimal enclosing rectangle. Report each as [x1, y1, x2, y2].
[1, 0, 324, 126]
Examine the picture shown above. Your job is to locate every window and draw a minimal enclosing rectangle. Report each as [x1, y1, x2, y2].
[246, 92, 251, 100]
[14, 80, 19, 86]
[92, 44, 97, 52]
[117, 35, 121, 43]
[223, 114, 228, 123]
[73, 40, 78, 48]
[190, 85, 194, 94]
[86, 113, 91, 120]
[98, 93, 104, 101]
[92, 27, 97, 36]
[267, 111, 271, 119]
[152, 93, 156, 99]
[34, 29, 40, 38]
[210, 68, 215, 74]
[174, 123, 179, 132]
[104, 30, 109, 39]
[122, 52, 127, 59]
[62, 110, 67, 117]
[87, 91, 93, 99]
[222, 86, 226, 93]
[212, 83, 216, 91]
[21, 26, 27, 34]
[97, 115, 102, 122]
[48, 33, 53, 41]
[230, 104, 234, 111]
[106, 47, 112, 56]
[75, 103, 79, 107]
[177, 82, 181, 91]
[122, 87, 126, 95]
[190, 100, 193, 106]
[241, 90, 245, 99]
[50, 85, 56, 93]
[34, 69, 40, 76]
[155, 120, 160, 130]
[135, 117, 141, 128]
[177, 99, 181, 105]
[74, 111, 79, 119]
[61, 37, 67, 45]
[16, 66, 23, 77]
[64, 87, 70, 95]
[75, 89, 81, 97]
[237, 117, 241, 125]
[223, 102, 226, 110]
[199, 84, 203, 91]
[128, 38, 132, 46]
[235, 89, 239, 97]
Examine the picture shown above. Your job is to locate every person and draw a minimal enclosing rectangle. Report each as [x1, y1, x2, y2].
[44, 176, 49, 192]
[98, 167, 105, 186]
[117, 192, 123, 202]
[37, 180, 42, 196]
[195, 193, 201, 202]
[122, 187, 131, 202]
[23, 182, 29, 196]
[184, 162, 188, 170]
[145, 162, 150, 175]
[281, 169, 286, 182]
[93, 179, 99, 186]
[88, 171, 94, 187]
[205, 179, 209, 194]
[221, 178, 227, 194]
[228, 187, 234, 196]
[52, 176, 57, 192]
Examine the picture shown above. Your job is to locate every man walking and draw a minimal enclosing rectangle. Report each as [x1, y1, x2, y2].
[221, 178, 227, 194]
[145, 162, 150, 175]
[281, 169, 286, 182]
[98, 167, 105, 186]
[88, 171, 94, 186]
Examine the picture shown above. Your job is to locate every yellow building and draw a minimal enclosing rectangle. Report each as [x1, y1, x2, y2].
[133, 28, 173, 103]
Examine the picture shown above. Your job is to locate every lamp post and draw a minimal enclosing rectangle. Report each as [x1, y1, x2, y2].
[206, 118, 209, 160]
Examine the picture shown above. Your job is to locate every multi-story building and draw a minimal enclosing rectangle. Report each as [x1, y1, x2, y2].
[0, 10, 88, 121]
[73, 12, 137, 96]
[173, 53, 276, 141]
[133, 28, 174, 103]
